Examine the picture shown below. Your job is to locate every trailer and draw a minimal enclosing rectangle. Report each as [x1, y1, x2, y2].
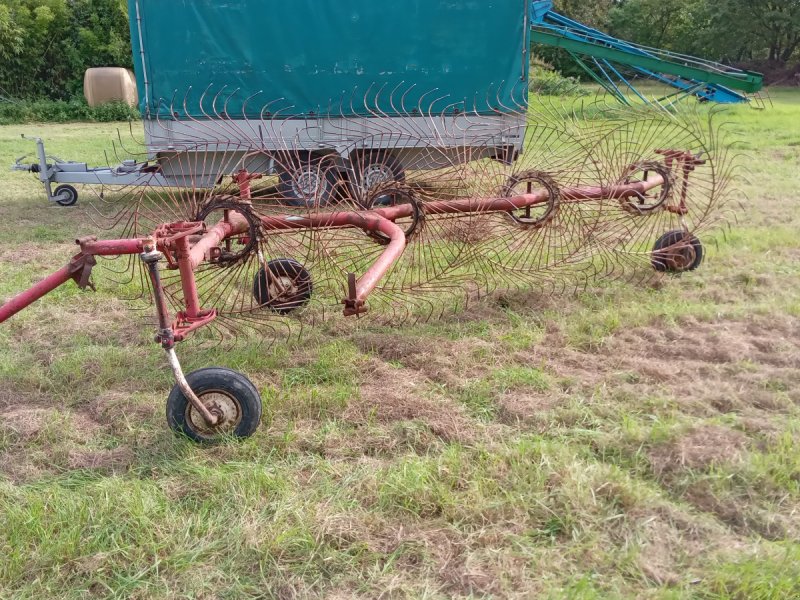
[13, 0, 531, 206]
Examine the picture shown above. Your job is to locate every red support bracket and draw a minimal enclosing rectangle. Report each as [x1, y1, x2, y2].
[172, 309, 218, 342]
[657, 149, 705, 216]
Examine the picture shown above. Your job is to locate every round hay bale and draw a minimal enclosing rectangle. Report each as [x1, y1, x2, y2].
[84, 67, 138, 107]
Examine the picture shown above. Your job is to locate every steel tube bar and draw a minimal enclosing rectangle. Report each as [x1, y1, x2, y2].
[348, 215, 406, 304]
[0, 264, 75, 323]
[80, 238, 145, 256]
[259, 175, 667, 232]
[188, 212, 250, 269]
[166, 347, 219, 426]
[0, 171, 669, 328]
[261, 211, 406, 306]
[175, 236, 202, 318]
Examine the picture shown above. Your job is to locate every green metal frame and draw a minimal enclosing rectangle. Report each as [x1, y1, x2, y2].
[533, 28, 763, 94]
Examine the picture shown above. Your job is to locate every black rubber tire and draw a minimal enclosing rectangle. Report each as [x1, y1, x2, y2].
[166, 367, 262, 444]
[253, 258, 313, 314]
[652, 230, 704, 273]
[278, 159, 337, 207]
[54, 184, 78, 207]
[352, 151, 405, 185]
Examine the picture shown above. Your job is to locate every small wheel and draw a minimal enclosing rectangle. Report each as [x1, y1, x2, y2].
[501, 171, 560, 229]
[652, 230, 704, 273]
[166, 367, 262, 444]
[350, 151, 405, 206]
[54, 184, 78, 206]
[619, 161, 673, 215]
[253, 258, 313, 314]
[278, 159, 337, 207]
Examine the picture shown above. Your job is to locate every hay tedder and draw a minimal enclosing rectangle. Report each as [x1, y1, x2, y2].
[1, 1, 732, 443]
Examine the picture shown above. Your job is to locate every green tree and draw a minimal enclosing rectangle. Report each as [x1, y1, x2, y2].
[712, 0, 800, 62]
[608, 0, 726, 57]
[553, 0, 617, 29]
[0, 0, 130, 100]
[607, 0, 800, 64]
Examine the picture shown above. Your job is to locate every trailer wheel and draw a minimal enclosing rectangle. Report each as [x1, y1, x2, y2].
[279, 160, 337, 207]
[253, 258, 313, 314]
[166, 367, 262, 444]
[351, 151, 405, 206]
[54, 184, 78, 207]
[652, 230, 704, 273]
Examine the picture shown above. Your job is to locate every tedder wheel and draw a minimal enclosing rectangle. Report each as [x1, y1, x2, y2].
[166, 367, 262, 444]
[278, 159, 337, 207]
[364, 185, 423, 245]
[652, 230, 704, 273]
[253, 258, 313, 314]
[54, 184, 78, 207]
[501, 171, 560, 229]
[619, 161, 673, 215]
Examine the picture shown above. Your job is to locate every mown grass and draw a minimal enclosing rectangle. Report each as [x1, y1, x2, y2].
[0, 90, 799, 598]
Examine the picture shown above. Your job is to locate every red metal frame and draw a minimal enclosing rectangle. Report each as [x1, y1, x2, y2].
[0, 159, 685, 343]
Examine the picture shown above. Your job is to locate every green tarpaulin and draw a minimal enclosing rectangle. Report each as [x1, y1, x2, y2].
[129, 0, 529, 118]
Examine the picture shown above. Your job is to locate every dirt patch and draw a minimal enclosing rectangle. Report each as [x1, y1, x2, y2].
[738, 415, 783, 443]
[0, 398, 133, 481]
[0, 242, 74, 267]
[683, 481, 793, 541]
[364, 520, 516, 597]
[586, 316, 800, 416]
[0, 394, 34, 417]
[352, 332, 433, 363]
[649, 425, 747, 476]
[89, 389, 158, 429]
[637, 518, 682, 586]
[11, 297, 145, 355]
[315, 508, 381, 553]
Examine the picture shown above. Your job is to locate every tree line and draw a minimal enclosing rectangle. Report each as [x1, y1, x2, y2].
[0, 0, 131, 100]
[1, 0, 798, 101]
[555, 0, 800, 64]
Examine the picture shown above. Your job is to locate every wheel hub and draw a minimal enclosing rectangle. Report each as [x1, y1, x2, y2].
[502, 171, 560, 230]
[669, 244, 696, 270]
[268, 275, 297, 301]
[362, 163, 395, 189]
[196, 198, 261, 265]
[620, 162, 672, 214]
[293, 169, 324, 198]
[186, 390, 243, 435]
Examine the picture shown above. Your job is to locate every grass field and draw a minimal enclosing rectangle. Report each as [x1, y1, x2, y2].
[0, 89, 799, 599]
